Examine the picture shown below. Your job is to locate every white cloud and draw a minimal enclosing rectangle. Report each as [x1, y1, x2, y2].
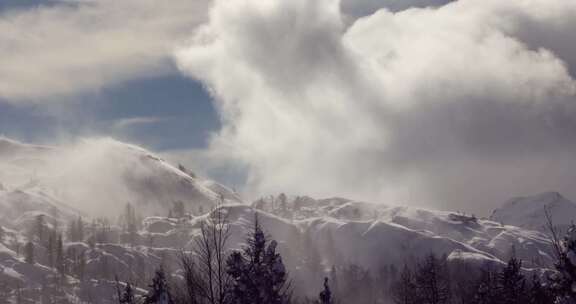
[176, 0, 576, 213]
[112, 116, 164, 129]
[0, 0, 209, 102]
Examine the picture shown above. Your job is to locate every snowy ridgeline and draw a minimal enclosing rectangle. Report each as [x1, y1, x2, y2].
[0, 190, 569, 303]
[0, 137, 573, 303]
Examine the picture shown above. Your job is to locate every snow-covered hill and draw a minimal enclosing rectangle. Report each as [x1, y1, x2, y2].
[490, 192, 576, 233]
[0, 137, 568, 303]
[0, 137, 241, 217]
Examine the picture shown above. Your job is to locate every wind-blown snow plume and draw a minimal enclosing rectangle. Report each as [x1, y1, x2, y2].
[0, 137, 239, 217]
[176, 0, 576, 213]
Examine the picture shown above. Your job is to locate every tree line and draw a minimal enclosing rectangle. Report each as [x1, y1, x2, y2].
[116, 209, 333, 304]
[119, 206, 576, 304]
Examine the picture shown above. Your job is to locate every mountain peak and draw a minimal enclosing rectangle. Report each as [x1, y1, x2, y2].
[490, 191, 576, 232]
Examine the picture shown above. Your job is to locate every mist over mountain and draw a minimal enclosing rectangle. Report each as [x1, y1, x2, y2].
[0, 137, 572, 303]
[2, 0, 576, 302]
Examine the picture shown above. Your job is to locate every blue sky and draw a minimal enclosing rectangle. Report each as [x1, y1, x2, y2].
[3, 0, 576, 213]
[0, 74, 219, 151]
[0, 0, 218, 151]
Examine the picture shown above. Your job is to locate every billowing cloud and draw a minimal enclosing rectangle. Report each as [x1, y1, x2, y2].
[176, 0, 576, 213]
[0, 0, 209, 102]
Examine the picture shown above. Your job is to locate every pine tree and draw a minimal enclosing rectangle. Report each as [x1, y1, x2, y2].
[77, 216, 84, 242]
[122, 283, 136, 304]
[123, 203, 138, 245]
[529, 274, 553, 304]
[225, 214, 291, 304]
[101, 255, 111, 280]
[498, 256, 526, 304]
[47, 232, 55, 268]
[144, 267, 173, 304]
[392, 264, 416, 304]
[56, 234, 65, 276]
[35, 214, 45, 242]
[116, 277, 136, 304]
[76, 251, 86, 281]
[24, 241, 34, 264]
[319, 277, 332, 304]
[473, 264, 498, 304]
[68, 216, 85, 242]
[547, 217, 576, 303]
[414, 254, 451, 304]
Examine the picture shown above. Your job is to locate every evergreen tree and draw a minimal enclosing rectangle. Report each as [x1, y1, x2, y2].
[76, 250, 86, 281]
[319, 277, 332, 304]
[123, 203, 138, 245]
[121, 282, 135, 304]
[47, 232, 55, 268]
[101, 255, 111, 280]
[225, 214, 291, 304]
[529, 274, 554, 304]
[116, 277, 136, 304]
[498, 256, 526, 304]
[547, 218, 576, 303]
[56, 234, 65, 276]
[35, 214, 45, 242]
[392, 264, 416, 304]
[472, 264, 498, 304]
[68, 216, 85, 242]
[144, 267, 173, 304]
[77, 216, 84, 242]
[24, 241, 34, 264]
[414, 254, 451, 304]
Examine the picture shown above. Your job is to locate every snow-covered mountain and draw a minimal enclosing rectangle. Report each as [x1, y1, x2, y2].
[0, 137, 569, 303]
[0, 137, 241, 217]
[490, 192, 576, 233]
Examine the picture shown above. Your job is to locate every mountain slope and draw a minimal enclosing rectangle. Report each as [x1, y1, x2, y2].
[490, 192, 576, 233]
[0, 137, 241, 217]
